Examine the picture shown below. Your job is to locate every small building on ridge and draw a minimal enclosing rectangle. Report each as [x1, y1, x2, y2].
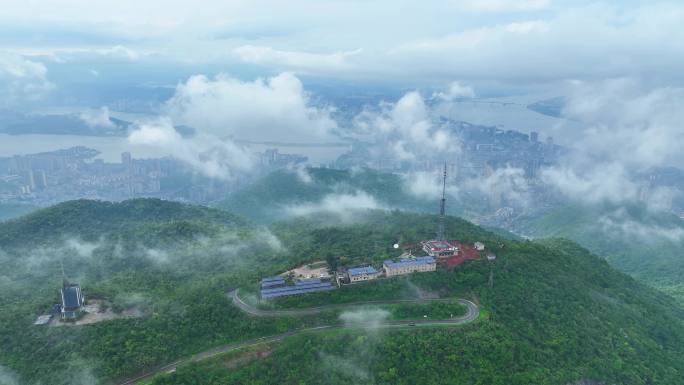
[60, 283, 85, 319]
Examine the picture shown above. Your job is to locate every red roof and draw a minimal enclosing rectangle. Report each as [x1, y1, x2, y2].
[440, 242, 480, 268]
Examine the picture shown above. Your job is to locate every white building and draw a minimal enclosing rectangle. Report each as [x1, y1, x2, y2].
[383, 256, 436, 277]
[347, 266, 380, 283]
[421, 240, 459, 258]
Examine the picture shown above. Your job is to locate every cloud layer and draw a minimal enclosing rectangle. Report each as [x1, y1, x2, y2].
[284, 191, 383, 222]
[0, 52, 53, 106]
[128, 118, 254, 179]
[166, 72, 338, 143]
[351, 91, 461, 161]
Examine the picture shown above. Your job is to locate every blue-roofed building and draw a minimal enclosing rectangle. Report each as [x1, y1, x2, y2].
[347, 265, 380, 283]
[383, 256, 436, 277]
[260, 278, 336, 299]
[261, 276, 285, 289]
[60, 284, 85, 319]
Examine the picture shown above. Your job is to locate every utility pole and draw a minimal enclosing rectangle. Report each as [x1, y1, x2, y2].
[437, 162, 447, 240]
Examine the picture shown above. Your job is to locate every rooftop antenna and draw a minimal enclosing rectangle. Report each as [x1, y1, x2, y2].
[437, 162, 447, 240]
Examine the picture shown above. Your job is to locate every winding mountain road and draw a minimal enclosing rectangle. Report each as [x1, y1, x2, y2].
[116, 290, 479, 385]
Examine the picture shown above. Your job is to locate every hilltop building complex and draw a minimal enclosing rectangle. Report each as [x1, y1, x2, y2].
[383, 256, 436, 277]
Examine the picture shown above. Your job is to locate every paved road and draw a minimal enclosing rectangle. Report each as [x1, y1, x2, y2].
[230, 289, 476, 317]
[117, 291, 479, 385]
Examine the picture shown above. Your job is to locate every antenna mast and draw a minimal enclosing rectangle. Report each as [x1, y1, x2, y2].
[60, 258, 67, 287]
[438, 162, 447, 240]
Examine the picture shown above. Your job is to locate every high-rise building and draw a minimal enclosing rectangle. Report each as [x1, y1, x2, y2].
[121, 152, 132, 166]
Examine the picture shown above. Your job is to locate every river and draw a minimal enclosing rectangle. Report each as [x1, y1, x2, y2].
[0, 133, 351, 165]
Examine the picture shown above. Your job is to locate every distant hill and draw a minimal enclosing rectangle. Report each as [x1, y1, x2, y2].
[0, 198, 248, 247]
[0, 110, 196, 137]
[514, 203, 684, 303]
[218, 167, 455, 223]
[0, 110, 131, 136]
[527, 96, 566, 118]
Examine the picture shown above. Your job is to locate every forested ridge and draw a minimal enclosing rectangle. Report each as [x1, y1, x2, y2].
[217, 168, 449, 223]
[516, 203, 684, 304]
[0, 199, 683, 384]
[224, 168, 684, 309]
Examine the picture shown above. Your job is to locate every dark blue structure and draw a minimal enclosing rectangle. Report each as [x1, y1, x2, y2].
[260, 279, 335, 299]
[261, 276, 285, 289]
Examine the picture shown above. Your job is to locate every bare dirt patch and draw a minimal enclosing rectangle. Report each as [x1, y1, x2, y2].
[283, 260, 331, 279]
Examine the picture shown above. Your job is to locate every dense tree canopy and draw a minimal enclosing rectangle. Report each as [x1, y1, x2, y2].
[1, 199, 683, 384]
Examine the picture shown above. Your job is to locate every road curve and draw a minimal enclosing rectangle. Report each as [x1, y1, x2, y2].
[116, 291, 479, 385]
[230, 289, 478, 320]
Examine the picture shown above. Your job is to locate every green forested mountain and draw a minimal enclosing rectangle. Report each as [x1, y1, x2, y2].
[515, 203, 684, 303]
[1, 199, 684, 385]
[224, 169, 684, 307]
[0, 198, 248, 246]
[218, 168, 445, 223]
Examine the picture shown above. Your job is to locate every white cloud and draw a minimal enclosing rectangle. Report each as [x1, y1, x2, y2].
[403, 171, 459, 199]
[432, 81, 476, 101]
[0, 52, 54, 104]
[339, 308, 390, 329]
[541, 163, 639, 206]
[2, 1, 684, 86]
[561, 79, 684, 169]
[98, 45, 141, 61]
[351, 91, 461, 161]
[0, 365, 19, 385]
[538, 79, 684, 210]
[404, 166, 532, 209]
[143, 248, 170, 264]
[234, 45, 361, 73]
[599, 209, 684, 243]
[284, 191, 383, 221]
[465, 167, 532, 208]
[286, 164, 313, 184]
[503, 20, 549, 34]
[166, 72, 338, 143]
[452, 0, 550, 12]
[65, 238, 101, 258]
[79, 106, 116, 129]
[390, 3, 684, 82]
[128, 118, 254, 179]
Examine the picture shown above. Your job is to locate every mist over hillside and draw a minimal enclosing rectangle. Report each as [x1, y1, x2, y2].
[2, 1, 684, 384]
[2, 199, 684, 384]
